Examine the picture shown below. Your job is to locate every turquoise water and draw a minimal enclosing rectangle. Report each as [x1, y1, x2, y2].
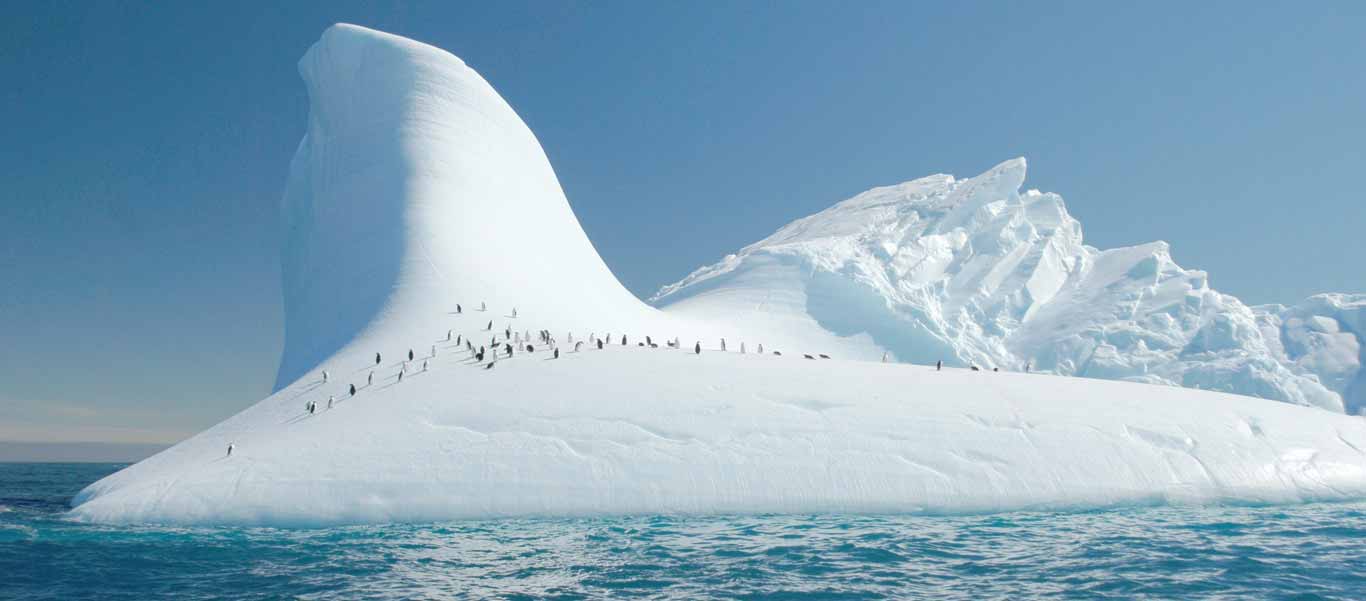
[3, 464, 1365, 599]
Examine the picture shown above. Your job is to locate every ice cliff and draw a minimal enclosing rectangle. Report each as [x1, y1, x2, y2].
[654, 160, 1366, 414]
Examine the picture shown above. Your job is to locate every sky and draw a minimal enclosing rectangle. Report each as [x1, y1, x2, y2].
[2, 1, 1363, 459]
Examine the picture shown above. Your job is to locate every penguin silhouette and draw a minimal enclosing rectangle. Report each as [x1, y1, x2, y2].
[773, 351, 782, 356]
[597, 339, 604, 350]
[456, 304, 462, 313]
[368, 372, 373, 386]
[485, 362, 495, 370]
[819, 354, 830, 359]
[646, 336, 653, 346]
[804, 354, 815, 360]
[526, 344, 534, 353]
[694, 342, 701, 355]
[506, 343, 513, 356]
[487, 320, 493, 331]
[408, 349, 414, 361]
[574, 341, 583, 352]
[554, 348, 560, 359]
[349, 384, 356, 396]
[622, 335, 627, 346]
[936, 360, 943, 371]
[376, 353, 381, 365]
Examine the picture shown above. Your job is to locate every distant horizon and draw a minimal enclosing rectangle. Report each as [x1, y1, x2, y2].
[4, 2, 1363, 460]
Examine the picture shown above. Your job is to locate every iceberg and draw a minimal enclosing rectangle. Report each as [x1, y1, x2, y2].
[69, 24, 1366, 526]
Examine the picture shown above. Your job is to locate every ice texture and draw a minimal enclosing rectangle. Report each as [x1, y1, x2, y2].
[69, 24, 1366, 526]
[654, 162, 1366, 415]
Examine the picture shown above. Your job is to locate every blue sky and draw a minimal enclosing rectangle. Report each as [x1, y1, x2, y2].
[2, 1, 1363, 456]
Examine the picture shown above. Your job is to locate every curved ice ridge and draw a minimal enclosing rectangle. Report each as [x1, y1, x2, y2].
[68, 24, 1366, 526]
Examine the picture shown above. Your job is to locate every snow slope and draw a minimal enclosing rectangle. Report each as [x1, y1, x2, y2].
[69, 24, 1366, 526]
[654, 161, 1366, 414]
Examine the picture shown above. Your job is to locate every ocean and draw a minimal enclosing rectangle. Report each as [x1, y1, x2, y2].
[2, 463, 1364, 599]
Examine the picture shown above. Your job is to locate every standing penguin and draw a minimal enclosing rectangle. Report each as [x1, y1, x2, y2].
[447, 330, 452, 342]
[721, 339, 727, 352]
[646, 336, 653, 346]
[758, 344, 764, 354]
[322, 370, 329, 383]
[512, 307, 518, 318]
[936, 360, 942, 371]
[431, 345, 436, 357]
[486, 320, 493, 331]
[506, 343, 514, 357]
[368, 372, 374, 386]
[882, 352, 888, 363]
[376, 352, 382, 365]
[457, 335, 462, 346]
[349, 384, 356, 397]
[740, 342, 746, 354]
[526, 344, 534, 353]
[408, 349, 414, 361]
[456, 304, 462, 314]
[226, 444, 234, 458]
[308, 400, 316, 415]
[398, 370, 404, 382]
[506, 327, 512, 339]
[554, 348, 560, 359]
[480, 301, 486, 311]
[327, 395, 334, 409]
[423, 360, 429, 371]
[694, 341, 701, 355]
[597, 339, 604, 350]
[622, 335, 628, 346]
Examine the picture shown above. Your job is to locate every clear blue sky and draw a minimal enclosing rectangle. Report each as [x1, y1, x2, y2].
[2, 1, 1363, 456]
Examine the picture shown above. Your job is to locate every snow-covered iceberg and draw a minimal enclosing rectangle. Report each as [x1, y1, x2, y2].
[69, 24, 1366, 526]
[653, 162, 1366, 414]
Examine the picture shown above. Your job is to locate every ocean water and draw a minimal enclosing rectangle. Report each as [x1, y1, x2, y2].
[2, 463, 1365, 600]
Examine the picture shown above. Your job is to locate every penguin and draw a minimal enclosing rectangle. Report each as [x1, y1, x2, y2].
[568, 333, 574, 344]
[368, 372, 374, 386]
[646, 336, 653, 346]
[694, 342, 701, 355]
[622, 335, 628, 346]
[431, 345, 436, 357]
[970, 365, 980, 372]
[936, 360, 943, 371]
[476, 350, 484, 361]
[480, 301, 486, 311]
[1025, 362, 1031, 373]
[308, 400, 316, 415]
[526, 344, 534, 353]
[487, 320, 493, 331]
[512, 307, 518, 318]
[446, 330, 452, 342]
[322, 370, 329, 383]
[881, 352, 888, 363]
[226, 444, 234, 457]
[349, 384, 356, 397]
[741, 343, 746, 354]
[408, 349, 414, 361]
[819, 354, 830, 359]
[506, 327, 511, 339]
[574, 341, 583, 352]
[758, 344, 764, 354]
[327, 395, 334, 409]
[597, 339, 604, 350]
[485, 362, 495, 370]
[804, 354, 815, 360]
[993, 367, 999, 372]
[773, 351, 782, 356]
[423, 360, 429, 372]
[506, 343, 514, 356]
[376, 352, 381, 365]
[456, 303, 462, 314]
[398, 370, 404, 382]
[457, 335, 462, 346]
[554, 348, 560, 359]
[721, 339, 727, 352]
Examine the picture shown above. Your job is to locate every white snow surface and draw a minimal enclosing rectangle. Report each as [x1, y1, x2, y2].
[70, 24, 1366, 526]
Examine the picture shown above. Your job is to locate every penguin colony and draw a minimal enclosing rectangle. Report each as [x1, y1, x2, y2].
[222, 300, 1009, 459]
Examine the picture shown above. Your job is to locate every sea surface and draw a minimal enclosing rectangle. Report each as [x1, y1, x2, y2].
[2, 463, 1365, 600]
